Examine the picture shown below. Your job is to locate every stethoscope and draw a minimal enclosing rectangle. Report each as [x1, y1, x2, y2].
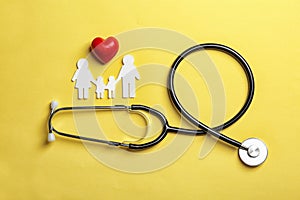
[48, 43, 268, 167]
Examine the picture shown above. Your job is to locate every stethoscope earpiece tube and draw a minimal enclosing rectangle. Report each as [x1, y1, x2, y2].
[48, 104, 131, 147]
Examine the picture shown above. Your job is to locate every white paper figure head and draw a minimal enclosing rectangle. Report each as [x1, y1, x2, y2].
[77, 58, 88, 69]
[122, 55, 134, 65]
[97, 76, 103, 81]
[109, 76, 115, 81]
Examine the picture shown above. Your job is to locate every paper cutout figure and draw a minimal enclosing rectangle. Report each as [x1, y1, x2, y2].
[72, 55, 140, 100]
[106, 76, 117, 99]
[116, 55, 140, 98]
[95, 76, 106, 99]
[72, 58, 96, 99]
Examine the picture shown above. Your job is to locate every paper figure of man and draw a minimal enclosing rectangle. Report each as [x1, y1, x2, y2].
[116, 55, 140, 98]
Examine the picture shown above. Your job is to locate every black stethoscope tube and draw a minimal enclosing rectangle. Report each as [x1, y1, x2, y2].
[167, 43, 254, 148]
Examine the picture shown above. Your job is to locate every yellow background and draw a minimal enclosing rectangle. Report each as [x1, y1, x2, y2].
[0, 0, 300, 199]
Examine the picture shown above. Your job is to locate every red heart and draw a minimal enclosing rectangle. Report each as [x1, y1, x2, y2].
[91, 36, 119, 64]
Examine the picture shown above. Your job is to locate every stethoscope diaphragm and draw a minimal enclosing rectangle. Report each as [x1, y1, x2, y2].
[238, 138, 268, 167]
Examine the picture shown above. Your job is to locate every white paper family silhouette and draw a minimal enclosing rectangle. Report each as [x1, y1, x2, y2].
[72, 55, 140, 99]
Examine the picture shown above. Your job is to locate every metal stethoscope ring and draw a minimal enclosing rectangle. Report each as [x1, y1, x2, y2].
[48, 43, 268, 167]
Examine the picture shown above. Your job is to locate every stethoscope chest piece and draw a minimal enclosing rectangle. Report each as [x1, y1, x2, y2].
[238, 138, 268, 167]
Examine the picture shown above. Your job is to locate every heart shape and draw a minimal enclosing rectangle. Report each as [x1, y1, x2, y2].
[91, 36, 119, 64]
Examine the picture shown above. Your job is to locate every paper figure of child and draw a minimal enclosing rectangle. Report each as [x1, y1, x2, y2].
[72, 58, 96, 99]
[106, 76, 117, 99]
[95, 76, 106, 99]
[116, 54, 140, 98]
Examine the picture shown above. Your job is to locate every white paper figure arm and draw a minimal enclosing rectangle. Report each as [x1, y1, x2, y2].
[71, 70, 79, 82]
[135, 68, 140, 80]
[116, 65, 126, 82]
[115, 77, 121, 83]
[91, 79, 97, 85]
[86, 71, 96, 85]
[116, 69, 122, 82]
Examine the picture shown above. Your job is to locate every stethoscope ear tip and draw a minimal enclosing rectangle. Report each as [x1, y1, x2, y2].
[50, 100, 58, 111]
[48, 132, 56, 142]
[48, 101, 58, 142]
[238, 138, 268, 167]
